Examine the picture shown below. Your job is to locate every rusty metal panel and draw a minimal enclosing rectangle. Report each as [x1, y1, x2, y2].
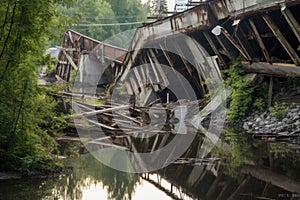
[224, 0, 299, 16]
[209, 0, 229, 20]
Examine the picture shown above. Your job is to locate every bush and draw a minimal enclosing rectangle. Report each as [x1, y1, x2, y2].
[225, 59, 253, 122]
[269, 102, 289, 120]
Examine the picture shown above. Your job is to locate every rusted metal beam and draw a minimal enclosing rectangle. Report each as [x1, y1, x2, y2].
[281, 6, 300, 43]
[248, 19, 271, 63]
[263, 15, 300, 65]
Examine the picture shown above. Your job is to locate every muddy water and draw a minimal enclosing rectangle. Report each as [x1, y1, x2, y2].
[0, 129, 300, 200]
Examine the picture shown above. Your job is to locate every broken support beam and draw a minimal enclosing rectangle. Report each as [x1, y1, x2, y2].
[69, 105, 130, 118]
[281, 6, 300, 43]
[59, 48, 78, 70]
[263, 15, 300, 65]
[248, 19, 271, 63]
[203, 32, 227, 68]
[243, 62, 300, 77]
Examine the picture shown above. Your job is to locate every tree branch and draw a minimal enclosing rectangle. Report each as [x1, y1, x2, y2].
[0, 2, 17, 60]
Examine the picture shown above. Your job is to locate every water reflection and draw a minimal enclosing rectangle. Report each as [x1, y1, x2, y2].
[0, 128, 300, 199]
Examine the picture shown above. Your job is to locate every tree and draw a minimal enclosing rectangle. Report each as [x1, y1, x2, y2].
[57, 0, 147, 48]
[150, 0, 168, 17]
[57, 0, 120, 42]
[105, 0, 147, 31]
[0, 0, 66, 174]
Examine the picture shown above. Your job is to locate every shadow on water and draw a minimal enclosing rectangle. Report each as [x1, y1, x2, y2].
[0, 128, 300, 200]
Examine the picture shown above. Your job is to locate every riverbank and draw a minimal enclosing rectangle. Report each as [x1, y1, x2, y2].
[240, 77, 300, 144]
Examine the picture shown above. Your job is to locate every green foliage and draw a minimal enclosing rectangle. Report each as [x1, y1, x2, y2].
[269, 143, 291, 159]
[69, 68, 78, 83]
[105, 0, 148, 31]
[269, 102, 289, 120]
[252, 81, 269, 111]
[149, 0, 168, 17]
[57, 0, 147, 47]
[253, 98, 266, 110]
[0, 0, 67, 174]
[214, 128, 254, 179]
[225, 59, 254, 122]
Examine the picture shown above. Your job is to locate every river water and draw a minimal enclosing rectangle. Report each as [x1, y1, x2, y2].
[0, 129, 300, 200]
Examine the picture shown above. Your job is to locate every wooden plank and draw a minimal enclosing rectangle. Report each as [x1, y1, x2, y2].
[263, 15, 300, 65]
[57, 60, 68, 64]
[129, 76, 139, 95]
[133, 67, 144, 90]
[203, 32, 227, 68]
[216, 35, 233, 58]
[159, 44, 176, 71]
[56, 46, 77, 52]
[124, 81, 134, 95]
[70, 105, 129, 118]
[147, 52, 160, 83]
[242, 62, 300, 77]
[114, 111, 143, 126]
[249, 19, 271, 63]
[221, 26, 250, 61]
[235, 27, 256, 62]
[149, 49, 170, 86]
[268, 77, 273, 107]
[87, 140, 128, 151]
[61, 49, 78, 70]
[281, 7, 300, 42]
[87, 119, 116, 131]
[68, 30, 74, 44]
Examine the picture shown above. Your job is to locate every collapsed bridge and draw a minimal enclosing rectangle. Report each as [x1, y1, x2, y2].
[56, 0, 300, 104]
[116, 0, 300, 104]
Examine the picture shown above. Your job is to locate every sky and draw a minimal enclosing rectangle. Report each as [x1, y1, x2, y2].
[141, 0, 175, 11]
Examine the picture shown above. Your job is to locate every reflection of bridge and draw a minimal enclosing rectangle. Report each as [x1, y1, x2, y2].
[143, 163, 300, 199]
[85, 132, 300, 199]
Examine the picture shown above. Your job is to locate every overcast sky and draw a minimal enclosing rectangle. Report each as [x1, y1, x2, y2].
[141, 0, 175, 11]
